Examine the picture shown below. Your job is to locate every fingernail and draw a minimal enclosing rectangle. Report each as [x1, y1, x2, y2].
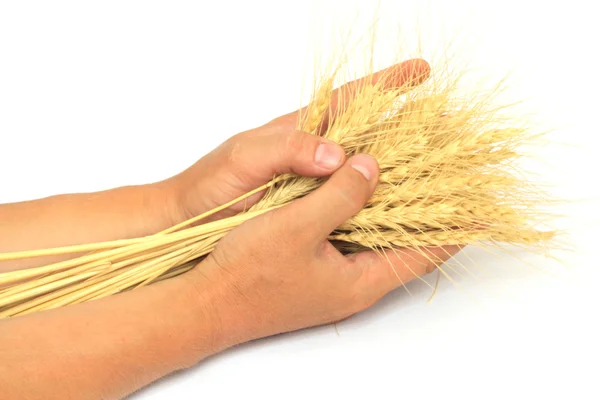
[350, 154, 378, 180]
[315, 142, 343, 169]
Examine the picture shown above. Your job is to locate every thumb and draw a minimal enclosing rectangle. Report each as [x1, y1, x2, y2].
[276, 154, 379, 246]
[233, 130, 347, 181]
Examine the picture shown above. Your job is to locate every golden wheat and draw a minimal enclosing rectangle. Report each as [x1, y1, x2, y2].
[0, 38, 557, 318]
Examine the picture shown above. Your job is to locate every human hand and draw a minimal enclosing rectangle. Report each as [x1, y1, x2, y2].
[184, 153, 461, 351]
[160, 59, 431, 225]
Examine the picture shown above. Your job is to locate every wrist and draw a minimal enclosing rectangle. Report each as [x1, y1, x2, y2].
[153, 171, 211, 230]
[177, 269, 230, 366]
[182, 259, 272, 354]
[143, 179, 186, 231]
[159, 155, 229, 228]
[181, 261, 265, 357]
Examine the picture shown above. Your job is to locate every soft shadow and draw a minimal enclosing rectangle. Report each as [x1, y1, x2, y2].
[130, 246, 547, 398]
[129, 277, 451, 399]
[128, 324, 336, 399]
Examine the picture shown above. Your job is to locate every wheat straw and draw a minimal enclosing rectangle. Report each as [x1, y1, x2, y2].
[0, 35, 557, 318]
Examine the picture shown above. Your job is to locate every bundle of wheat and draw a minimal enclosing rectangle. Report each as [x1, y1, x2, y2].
[0, 45, 556, 319]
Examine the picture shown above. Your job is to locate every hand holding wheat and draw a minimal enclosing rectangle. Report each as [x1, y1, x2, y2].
[0, 54, 555, 318]
[0, 59, 473, 399]
[188, 152, 461, 347]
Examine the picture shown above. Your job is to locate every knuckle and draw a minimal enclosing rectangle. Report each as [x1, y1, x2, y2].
[281, 130, 302, 155]
[223, 136, 245, 166]
[280, 130, 313, 160]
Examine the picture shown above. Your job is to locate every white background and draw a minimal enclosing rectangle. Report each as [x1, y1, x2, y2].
[1, 1, 599, 399]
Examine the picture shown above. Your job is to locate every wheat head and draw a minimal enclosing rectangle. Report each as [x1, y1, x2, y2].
[0, 37, 558, 318]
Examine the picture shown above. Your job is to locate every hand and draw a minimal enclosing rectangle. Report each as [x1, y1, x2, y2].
[162, 59, 431, 225]
[0, 58, 457, 400]
[185, 153, 461, 350]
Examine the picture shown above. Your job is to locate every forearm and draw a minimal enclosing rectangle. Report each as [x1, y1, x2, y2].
[0, 273, 218, 400]
[0, 182, 178, 272]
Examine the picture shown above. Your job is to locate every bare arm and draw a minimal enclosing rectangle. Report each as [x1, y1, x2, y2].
[0, 183, 177, 272]
[0, 152, 457, 400]
[0, 273, 218, 399]
[0, 61, 450, 399]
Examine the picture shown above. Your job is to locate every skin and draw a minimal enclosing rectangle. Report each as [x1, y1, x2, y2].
[0, 59, 460, 399]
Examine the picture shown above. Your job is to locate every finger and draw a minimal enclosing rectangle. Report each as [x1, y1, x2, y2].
[327, 58, 431, 119]
[231, 129, 346, 181]
[350, 245, 463, 303]
[275, 154, 379, 246]
[271, 58, 430, 130]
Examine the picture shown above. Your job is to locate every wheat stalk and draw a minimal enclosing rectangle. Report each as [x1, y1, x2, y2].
[0, 42, 558, 318]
